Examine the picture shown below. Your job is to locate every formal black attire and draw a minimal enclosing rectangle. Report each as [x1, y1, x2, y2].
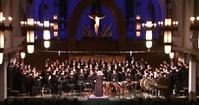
[94, 73, 103, 97]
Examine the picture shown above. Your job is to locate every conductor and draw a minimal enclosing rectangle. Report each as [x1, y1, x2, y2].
[94, 70, 104, 97]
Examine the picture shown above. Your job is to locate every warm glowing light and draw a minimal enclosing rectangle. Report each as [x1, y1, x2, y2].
[54, 23, 58, 30]
[53, 15, 58, 20]
[27, 18, 34, 26]
[142, 23, 145, 27]
[43, 30, 50, 40]
[153, 23, 157, 27]
[27, 45, 34, 54]
[20, 21, 25, 25]
[0, 12, 5, 22]
[169, 52, 174, 59]
[160, 21, 163, 25]
[26, 31, 35, 43]
[190, 17, 195, 23]
[165, 18, 172, 26]
[44, 21, 50, 27]
[197, 16, 199, 21]
[136, 31, 141, 37]
[8, 16, 12, 22]
[145, 21, 153, 49]
[146, 30, 152, 40]
[43, 20, 51, 48]
[146, 41, 152, 49]
[145, 21, 153, 27]
[136, 15, 141, 20]
[164, 31, 172, 43]
[136, 24, 141, 30]
[43, 29, 51, 48]
[0, 31, 4, 48]
[0, 53, 3, 64]
[54, 31, 58, 37]
[44, 41, 50, 48]
[172, 21, 178, 26]
[39, 22, 43, 27]
[176, 21, 179, 25]
[20, 52, 26, 59]
[36, 21, 40, 25]
[164, 45, 171, 54]
[53, 15, 59, 37]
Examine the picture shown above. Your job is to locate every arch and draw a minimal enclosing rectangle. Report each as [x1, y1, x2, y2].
[68, 0, 127, 50]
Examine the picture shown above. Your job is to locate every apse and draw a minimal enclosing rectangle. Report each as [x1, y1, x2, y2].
[30, 0, 162, 41]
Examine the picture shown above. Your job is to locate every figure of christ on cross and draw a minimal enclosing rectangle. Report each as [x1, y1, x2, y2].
[88, 15, 105, 35]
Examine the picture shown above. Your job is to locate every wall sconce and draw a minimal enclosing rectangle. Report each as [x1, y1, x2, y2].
[190, 16, 199, 49]
[190, 16, 199, 25]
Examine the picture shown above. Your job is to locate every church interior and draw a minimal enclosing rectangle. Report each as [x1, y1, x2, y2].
[0, 0, 199, 105]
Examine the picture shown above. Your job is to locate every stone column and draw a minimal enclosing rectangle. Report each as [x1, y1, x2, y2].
[188, 55, 197, 101]
[0, 55, 8, 101]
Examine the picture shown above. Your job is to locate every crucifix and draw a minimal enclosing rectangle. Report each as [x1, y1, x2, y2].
[89, 15, 105, 35]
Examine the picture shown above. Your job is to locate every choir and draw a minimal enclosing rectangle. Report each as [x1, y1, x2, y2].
[7, 57, 188, 97]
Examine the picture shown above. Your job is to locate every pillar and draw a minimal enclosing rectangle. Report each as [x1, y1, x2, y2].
[0, 55, 8, 101]
[188, 55, 197, 101]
